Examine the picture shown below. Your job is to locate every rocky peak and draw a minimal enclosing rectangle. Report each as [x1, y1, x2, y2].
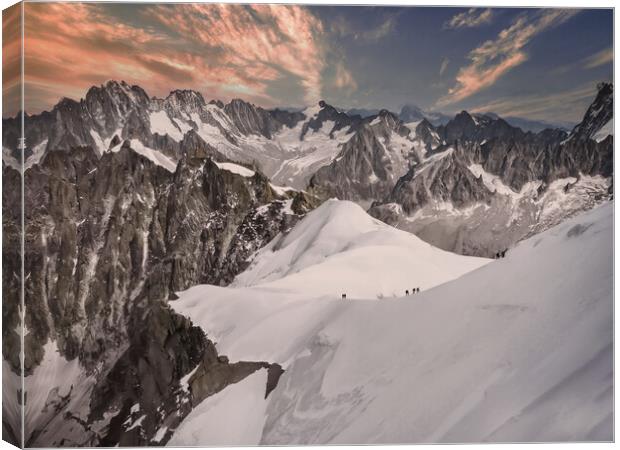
[441, 110, 478, 142]
[269, 108, 305, 129]
[454, 110, 477, 127]
[440, 110, 524, 144]
[375, 109, 401, 127]
[301, 101, 362, 139]
[209, 99, 224, 108]
[568, 82, 613, 142]
[164, 89, 207, 113]
[86, 80, 150, 111]
[414, 118, 441, 151]
[223, 98, 279, 139]
[416, 118, 434, 132]
[54, 96, 81, 111]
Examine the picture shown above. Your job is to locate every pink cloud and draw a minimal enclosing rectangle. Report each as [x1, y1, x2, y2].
[16, 3, 328, 115]
[583, 47, 613, 69]
[438, 10, 580, 107]
[334, 62, 358, 92]
[444, 8, 493, 30]
[146, 3, 326, 103]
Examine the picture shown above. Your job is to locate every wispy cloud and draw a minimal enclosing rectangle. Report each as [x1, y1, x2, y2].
[19, 3, 328, 115]
[444, 8, 493, 30]
[439, 57, 450, 77]
[333, 61, 358, 93]
[331, 14, 398, 42]
[470, 83, 597, 123]
[437, 9, 580, 107]
[583, 47, 613, 69]
[146, 4, 326, 104]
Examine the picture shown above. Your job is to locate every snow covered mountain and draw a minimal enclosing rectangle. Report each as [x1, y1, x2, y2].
[170, 199, 613, 444]
[365, 84, 613, 255]
[2, 81, 362, 189]
[1, 79, 613, 446]
[308, 110, 439, 208]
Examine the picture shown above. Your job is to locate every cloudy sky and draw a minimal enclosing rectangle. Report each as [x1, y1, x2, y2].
[3, 3, 613, 124]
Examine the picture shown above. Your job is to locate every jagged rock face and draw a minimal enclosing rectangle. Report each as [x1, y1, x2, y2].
[269, 108, 305, 129]
[3, 144, 304, 446]
[3, 83, 358, 190]
[2, 163, 23, 374]
[414, 119, 442, 153]
[308, 111, 420, 205]
[223, 99, 282, 139]
[179, 130, 222, 161]
[300, 101, 362, 140]
[84, 81, 151, 140]
[568, 82, 613, 142]
[386, 146, 492, 214]
[3, 81, 163, 161]
[309, 90, 610, 212]
[369, 84, 613, 256]
[438, 111, 525, 143]
[162, 89, 207, 116]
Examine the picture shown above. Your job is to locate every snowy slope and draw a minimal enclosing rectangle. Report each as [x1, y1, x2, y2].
[168, 369, 269, 446]
[593, 118, 613, 142]
[150, 102, 354, 187]
[213, 161, 256, 177]
[170, 201, 613, 444]
[269, 120, 354, 188]
[233, 199, 489, 297]
[108, 140, 177, 172]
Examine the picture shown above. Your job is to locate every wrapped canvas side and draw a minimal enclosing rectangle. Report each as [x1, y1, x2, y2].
[2, 2, 24, 448]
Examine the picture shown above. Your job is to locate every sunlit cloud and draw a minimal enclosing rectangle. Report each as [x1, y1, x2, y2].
[583, 47, 613, 69]
[437, 9, 580, 107]
[333, 61, 358, 93]
[16, 2, 328, 115]
[146, 4, 326, 104]
[444, 8, 493, 30]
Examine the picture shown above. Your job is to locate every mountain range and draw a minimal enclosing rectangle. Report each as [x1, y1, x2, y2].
[1, 80, 613, 446]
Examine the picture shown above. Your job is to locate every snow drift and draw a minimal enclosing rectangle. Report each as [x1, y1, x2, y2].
[171, 200, 613, 444]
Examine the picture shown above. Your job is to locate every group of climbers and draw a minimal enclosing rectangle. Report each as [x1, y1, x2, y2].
[342, 287, 422, 299]
[494, 249, 508, 259]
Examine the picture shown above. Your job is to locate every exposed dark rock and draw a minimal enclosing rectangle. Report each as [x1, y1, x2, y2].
[300, 101, 362, 140]
[3, 140, 300, 446]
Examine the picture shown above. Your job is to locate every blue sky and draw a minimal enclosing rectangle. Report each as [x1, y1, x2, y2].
[315, 7, 612, 124]
[10, 4, 613, 124]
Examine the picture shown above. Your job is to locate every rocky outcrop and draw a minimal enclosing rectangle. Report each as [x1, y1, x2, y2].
[385, 145, 492, 215]
[369, 83, 613, 256]
[308, 110, 417, 205]
[223, 99, 283, 139]
[300, 101, 362, 140]
[438, 111, 524, 143]
[567, 82, 613, 142]
[3, 142, 303, 446]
